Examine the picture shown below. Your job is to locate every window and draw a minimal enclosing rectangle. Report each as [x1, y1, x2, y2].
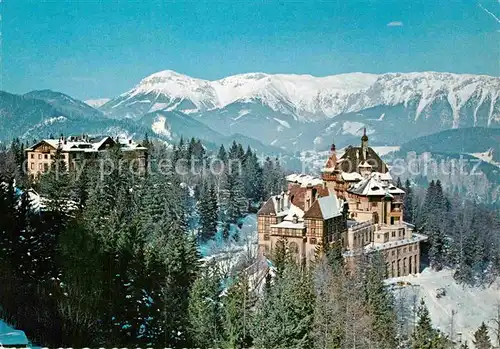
[403, 248, 407, 253]
[30, 163, 34, 170]
[38, 163, 43, 170]
[392, 231, 396, 237]
[310, 237, 317, 244]
[51, 155, 55, 159]
[44, 154, 48, 159]
[377, 234, 380, 240]
[392, 250, 395, 256]
[264, 234, 270, 241]
[43, 163, 49, 171]
[409, 245, 413, 252]
[38, 154, 42, 159]
[30, 154, 34, 159]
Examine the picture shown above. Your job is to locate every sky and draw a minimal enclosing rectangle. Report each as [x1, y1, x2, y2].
[1, 0, 499, 100]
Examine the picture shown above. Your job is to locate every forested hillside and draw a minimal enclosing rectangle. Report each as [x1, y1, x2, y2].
[401, 178, 500, 286]
[398, 127, 500, 162]
[1, 138, 498, 348]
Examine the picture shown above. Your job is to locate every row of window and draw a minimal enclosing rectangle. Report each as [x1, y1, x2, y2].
[390, 229, 405, 238]
[390, 244, 415, 256]
[30, 163, 49, 171]
[31, 153, 55, 160]
[263, 234, 318, 245]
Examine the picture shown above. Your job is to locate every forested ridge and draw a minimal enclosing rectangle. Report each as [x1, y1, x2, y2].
[401, 178, 500, 286]
[0, 138, 498, 348]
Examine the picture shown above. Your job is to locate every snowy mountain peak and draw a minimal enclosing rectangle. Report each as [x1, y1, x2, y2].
[102, 70, 500, 125]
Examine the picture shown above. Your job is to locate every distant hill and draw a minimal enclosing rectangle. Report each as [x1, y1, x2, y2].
[387, 127, 500, 203]
[398, 127, 500, 162]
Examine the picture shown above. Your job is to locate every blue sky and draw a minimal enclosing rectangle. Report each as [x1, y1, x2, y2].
[1, 0, 499, 100]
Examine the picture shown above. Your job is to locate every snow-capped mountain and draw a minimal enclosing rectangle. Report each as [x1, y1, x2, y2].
[99, 70, 500, 150]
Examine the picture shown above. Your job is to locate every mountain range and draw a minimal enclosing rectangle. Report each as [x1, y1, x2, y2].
[1, 70, 499, 154]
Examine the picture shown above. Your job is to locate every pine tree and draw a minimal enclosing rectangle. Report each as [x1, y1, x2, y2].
[187, 263, 221, 348]
[252, 262, 314, 349]
[324, 241, 345, 272]
[411, 299, 449, 349]
[242, 148, 263, 203]
[404, 179, 414, 223]
[198, 182, 218, 241]
[273, 237, 289, 278]
[221, 273, 254, 348]
[312, 260, 346, 349]
[225, 169, 246, 225]
[473, 322, 492, 349]
[364, 252, 397, 348]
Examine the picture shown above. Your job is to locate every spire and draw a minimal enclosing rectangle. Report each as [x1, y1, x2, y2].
[361, 127, 368, 161]
[330, 139, 336, 152]
[361, 127, 368, 142]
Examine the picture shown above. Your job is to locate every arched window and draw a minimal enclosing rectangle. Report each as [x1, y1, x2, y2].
[289, 242, 299, 256]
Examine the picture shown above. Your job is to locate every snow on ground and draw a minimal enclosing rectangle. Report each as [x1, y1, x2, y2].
[199, 215, 258, 274]
[470, 149, 499, 168]
[387, 268, 500, 344]
[84, 98, 110, 108]
[273, 118, 291, 128]
[342, 121, 366, 136]
[151, 115, 172, 139]
[233, 109, 250, 120]
[0, 320, 30, 348]
[371, 146, 400, 156]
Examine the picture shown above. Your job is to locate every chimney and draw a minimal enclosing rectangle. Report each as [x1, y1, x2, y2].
[275, 196, 281, 213]
[292, 214, 298, 224]
[305, 184, 317, 212]
[129, 139, 132, 144]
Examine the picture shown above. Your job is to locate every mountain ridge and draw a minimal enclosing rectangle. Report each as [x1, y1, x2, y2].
[100, 70, 500, 124]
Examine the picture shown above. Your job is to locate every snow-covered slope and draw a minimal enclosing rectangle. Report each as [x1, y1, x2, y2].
[99, 70, 500, 151]
[101, 70, 499, 123]
[85, 98, 110, 108]
[389, 268, 500, 345]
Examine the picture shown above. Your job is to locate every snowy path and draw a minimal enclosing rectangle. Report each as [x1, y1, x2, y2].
[388, 268, 500, 344]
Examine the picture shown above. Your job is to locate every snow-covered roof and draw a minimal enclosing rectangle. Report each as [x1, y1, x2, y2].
[348, 173, 404, 197]
[26, 136, 146, 153]
[341, 172, 363, 182]
[286, 173, 323, 187]
[271, 220, 305, 229]
[366, 232, 428, 251]
[283, 203, 305, 221]
[372, 171, 393, 181]
[317, 195, 343, 219]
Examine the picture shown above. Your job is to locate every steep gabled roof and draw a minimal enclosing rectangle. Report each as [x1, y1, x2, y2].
[25, 139, 59, 151]
[338, 146, 388, 173]
[257, 197, 276, 215]
[303, 195, 343, 220]
[303, 200, 323, 219]
[288, 184, 329, 211]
